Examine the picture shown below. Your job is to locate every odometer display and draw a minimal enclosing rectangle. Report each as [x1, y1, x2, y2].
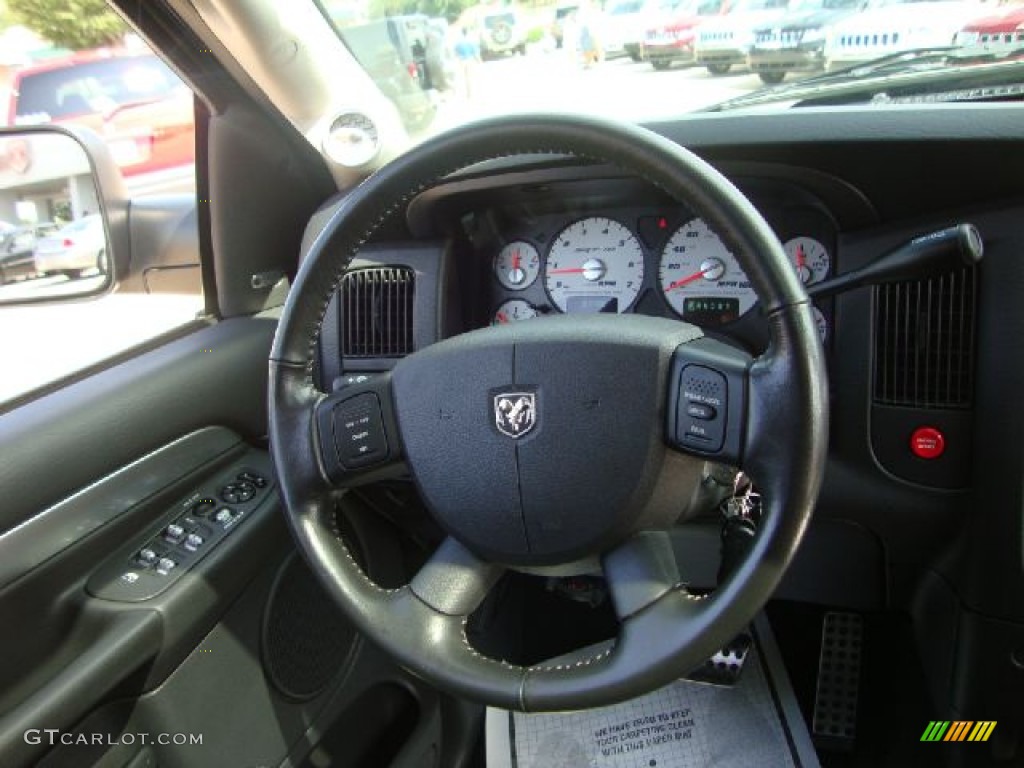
[544, 217, 644, 314]
[682, 297, 740, 325]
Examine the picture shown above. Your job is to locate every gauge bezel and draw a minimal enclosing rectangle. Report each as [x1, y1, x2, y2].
[543, 215, 646, 315]
[493, 298, 540, 325]
[783, 235, 831, 286]
[493, 239, 542, 292]
[658, 217, 755, 326]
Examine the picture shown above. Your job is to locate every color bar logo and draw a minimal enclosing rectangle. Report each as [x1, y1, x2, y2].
[921, 721, 996, 742]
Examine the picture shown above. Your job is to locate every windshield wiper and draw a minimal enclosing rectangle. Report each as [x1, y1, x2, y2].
[704, 45, 1024, 111]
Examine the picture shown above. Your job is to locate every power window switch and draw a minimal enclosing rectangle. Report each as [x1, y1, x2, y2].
[164, 523, 186, 543]
[214, 507, 234, 526]
[184, 533, 204, 552]
[156, 557, 177, 575]
[136, 548, 159, 567]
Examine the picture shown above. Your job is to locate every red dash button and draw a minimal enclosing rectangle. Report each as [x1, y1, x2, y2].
[910, 427, 945, 460]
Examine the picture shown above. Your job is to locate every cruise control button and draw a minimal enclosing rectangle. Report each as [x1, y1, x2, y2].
[685, 402, 716, 420]
[332, 393, 389, 469]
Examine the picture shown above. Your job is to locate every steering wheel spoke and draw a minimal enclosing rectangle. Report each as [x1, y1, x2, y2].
[603, 531, 681, 621]
[409, 537, 504, 616]
[313, 371, 407, 487]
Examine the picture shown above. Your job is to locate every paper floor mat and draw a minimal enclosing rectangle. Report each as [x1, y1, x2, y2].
[486, 614, 819, 768]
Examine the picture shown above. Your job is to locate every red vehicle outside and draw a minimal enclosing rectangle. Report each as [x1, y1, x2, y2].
[643, 0, 727, 70]
[955, 2, 1024, 48]
[7, 49, 194, 176]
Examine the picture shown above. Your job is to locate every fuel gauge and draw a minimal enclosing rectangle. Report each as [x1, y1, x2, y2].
[784, 237, 830, 285]
[493, 299, 539, 325]
[494, 241, 540, 291]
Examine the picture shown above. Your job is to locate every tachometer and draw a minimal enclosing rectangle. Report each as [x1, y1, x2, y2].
[494, 241, 541, 291]
[544, 217, 644, 314]
[659, 218, 755, 325]
[784, 236, 830, 285]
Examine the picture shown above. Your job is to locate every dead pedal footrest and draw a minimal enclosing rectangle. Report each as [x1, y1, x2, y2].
[813, 611, 864, 750]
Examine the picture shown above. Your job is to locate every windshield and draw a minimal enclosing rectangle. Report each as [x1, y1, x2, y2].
[610, 0, 645, 13]
[787, 0, 862, 12]
[728, 0, 791, 12]
[313, 0, 1024, 137]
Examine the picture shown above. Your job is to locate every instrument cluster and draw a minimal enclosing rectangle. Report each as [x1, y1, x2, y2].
[486, 205, 834, 342]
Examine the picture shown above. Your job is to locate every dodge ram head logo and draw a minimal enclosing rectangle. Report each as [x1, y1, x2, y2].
[494, 392, 536, 438]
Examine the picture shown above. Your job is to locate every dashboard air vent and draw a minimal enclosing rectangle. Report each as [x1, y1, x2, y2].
[873, 267, 976, 409]
[340, 267, 415, 358]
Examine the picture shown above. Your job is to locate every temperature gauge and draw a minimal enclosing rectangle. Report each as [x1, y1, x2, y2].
[493, 300, 539, 325]
[784, 236, 830, 285]
[494, 241, 541, 291]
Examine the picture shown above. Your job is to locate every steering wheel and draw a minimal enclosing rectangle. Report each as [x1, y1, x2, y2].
[268, 115, 828, 712]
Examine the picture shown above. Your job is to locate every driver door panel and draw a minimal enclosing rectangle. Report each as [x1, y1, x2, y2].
[0, 318, 452, 767]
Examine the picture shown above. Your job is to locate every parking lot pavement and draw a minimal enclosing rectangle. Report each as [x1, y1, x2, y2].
[433, 52, 772, 131]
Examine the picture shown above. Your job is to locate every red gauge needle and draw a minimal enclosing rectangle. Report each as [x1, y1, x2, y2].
[512, 250, 521, 271]
[548, 267, 586, 275]
[795, 244, 806, 269]
[496, 312, 509, 324]
[664, 267, 712, 292]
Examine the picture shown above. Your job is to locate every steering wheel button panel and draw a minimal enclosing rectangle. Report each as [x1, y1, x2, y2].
[668, 337, 749, 464]
[332, 392, 389, 469]
[678, 365, 727, 452]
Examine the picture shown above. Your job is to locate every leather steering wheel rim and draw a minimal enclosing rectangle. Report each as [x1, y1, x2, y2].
[268, 114, 828, 712]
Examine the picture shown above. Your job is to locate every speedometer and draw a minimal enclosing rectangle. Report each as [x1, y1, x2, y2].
[659, 218, 755, 325]
[544, 217, 644, 314]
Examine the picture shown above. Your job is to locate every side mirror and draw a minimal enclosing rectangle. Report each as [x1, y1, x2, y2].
[0, 125, 129, 305]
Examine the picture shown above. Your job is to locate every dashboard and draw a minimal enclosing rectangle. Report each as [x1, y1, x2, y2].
[482, 203, 831, 342]
[401, 169, 844, 355]
[308, 132, 1019, 535]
